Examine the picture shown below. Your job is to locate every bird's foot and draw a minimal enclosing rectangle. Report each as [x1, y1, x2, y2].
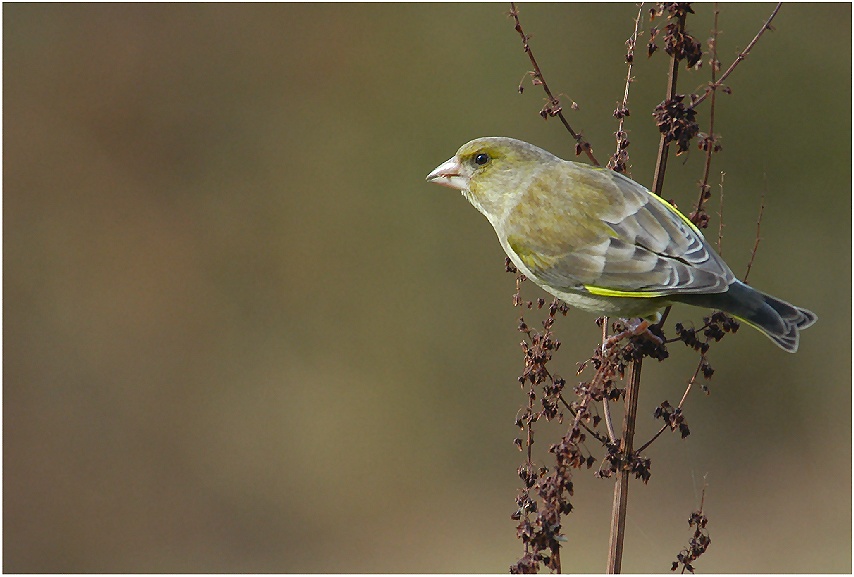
[602, 318, 664, 352]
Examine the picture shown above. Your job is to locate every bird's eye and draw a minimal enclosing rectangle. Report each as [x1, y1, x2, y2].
[474, 152, 490, 166]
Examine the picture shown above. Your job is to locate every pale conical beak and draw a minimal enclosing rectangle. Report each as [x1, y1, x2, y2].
[426, 156, 467, 190]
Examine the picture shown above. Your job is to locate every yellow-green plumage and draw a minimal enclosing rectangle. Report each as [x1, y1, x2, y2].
[427, 137, 817, 352]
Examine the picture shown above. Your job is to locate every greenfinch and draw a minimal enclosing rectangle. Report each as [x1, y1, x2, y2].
[427, 137, 816, 352]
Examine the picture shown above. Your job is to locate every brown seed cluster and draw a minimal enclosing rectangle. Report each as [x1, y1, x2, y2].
[653, 95, 700, 155]
[672, 509, 711, 573]
[654, 401, 691, 438]
[675, 312, 740, 355]
[649, 3, 704, 68]
[510, 275, 577, 574]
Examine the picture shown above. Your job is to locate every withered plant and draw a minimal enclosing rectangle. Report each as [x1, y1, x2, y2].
[504, 3, 781, 573]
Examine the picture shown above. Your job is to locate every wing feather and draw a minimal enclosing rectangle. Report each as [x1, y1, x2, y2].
[504, 163, 735, 297]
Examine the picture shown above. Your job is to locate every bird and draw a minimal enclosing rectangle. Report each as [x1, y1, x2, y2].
[426, 137, 816, 352]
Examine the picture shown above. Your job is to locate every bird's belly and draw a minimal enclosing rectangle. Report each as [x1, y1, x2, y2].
[547, 287, 668, 319]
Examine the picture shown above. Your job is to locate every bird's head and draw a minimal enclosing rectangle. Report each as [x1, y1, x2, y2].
[426, 137, 560, 220]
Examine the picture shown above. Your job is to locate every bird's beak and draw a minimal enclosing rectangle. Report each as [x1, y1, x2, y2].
[426, 156, 466, 190]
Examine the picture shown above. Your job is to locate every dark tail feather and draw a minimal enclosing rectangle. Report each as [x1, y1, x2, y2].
[680, 280, 817, 353]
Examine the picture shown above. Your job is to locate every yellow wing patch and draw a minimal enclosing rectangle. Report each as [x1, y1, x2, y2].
[646, 194, 702, 236]
[583, 285, 666, 298]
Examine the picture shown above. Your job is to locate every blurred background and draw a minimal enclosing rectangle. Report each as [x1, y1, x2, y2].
[4, 3, 850, 573]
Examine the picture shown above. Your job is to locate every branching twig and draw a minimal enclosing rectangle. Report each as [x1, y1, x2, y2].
[689, 3, 782, 110]
[609, 4, 697, 571]
[672, 481, 711, 573]
[743, 191, 765, 283]
[690, 4, 722, 229]
[562, 395, 611, 445]
[636, 352, 706, 454]
[717, 171, 726, 255]
[606, 358, 640, 573]
[651, 8, 687, 196]
[509, 2, 600, 166]
[609, 4, 645, 174]
[600, 319, 618, 444]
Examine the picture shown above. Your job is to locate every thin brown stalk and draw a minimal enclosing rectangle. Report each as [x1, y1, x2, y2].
[509, 2, 600, 166]
[608, 8, 687, 573]
[692, 4, 721, 226]
[650, 9, 686, 196]
[636, 353, 706, 454]
[717, 171, 726, 255]
[601, 318, 618, 443]
[558, 392, 611, 445]
[606, 360, 641, 573]
[690, 3, 782, 110]
[744, 191, 765, 283]
[609, 4, 645, 173]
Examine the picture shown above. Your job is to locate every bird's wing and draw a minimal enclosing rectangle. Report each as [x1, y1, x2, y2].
[505, 165, 734, 298]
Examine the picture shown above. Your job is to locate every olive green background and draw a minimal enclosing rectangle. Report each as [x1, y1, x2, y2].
[4, 3, 851, 573]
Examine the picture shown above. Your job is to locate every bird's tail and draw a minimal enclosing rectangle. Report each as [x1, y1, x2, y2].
[680, 280, 817, 353]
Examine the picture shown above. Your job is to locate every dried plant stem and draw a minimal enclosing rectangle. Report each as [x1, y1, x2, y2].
[608, 8, 687, 573]
[744, 191, 765, 282]
[717, 171, 726, 255]
[609, 3, 645, 173]
[606, 360, 641, 573]
[617, 5, 643, 139]
[562, 394, 611, 445]
[601, 318, 618, 443]
[693, 5, 721, 223]
[651, 12, 686, 196]
[509, 2, 600, 166]
[690, 3, 782, 110]
[636, 353, 706, 454]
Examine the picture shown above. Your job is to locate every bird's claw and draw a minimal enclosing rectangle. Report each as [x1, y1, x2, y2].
[602, 319, 663, 352]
